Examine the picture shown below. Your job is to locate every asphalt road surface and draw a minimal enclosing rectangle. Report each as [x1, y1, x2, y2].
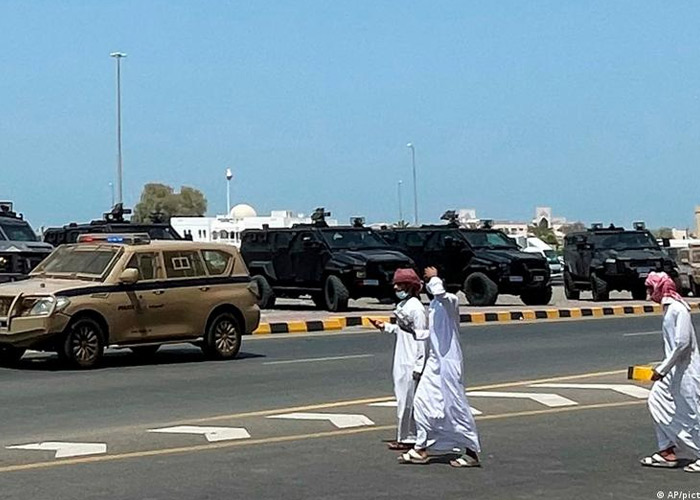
[1, 315, 699, 499]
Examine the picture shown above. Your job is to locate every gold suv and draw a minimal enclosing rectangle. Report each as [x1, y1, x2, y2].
[0, 234, 260, 368]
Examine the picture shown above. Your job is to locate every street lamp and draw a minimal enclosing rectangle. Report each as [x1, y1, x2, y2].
[109, 182, 115, 207]
[398, 180, 404, 223]
[407, 143, 418, 225]
[110, 52, 127, 205]
[225, 168, 233, 214]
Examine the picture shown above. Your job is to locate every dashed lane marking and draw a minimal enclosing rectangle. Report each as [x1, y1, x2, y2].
[367, 400, 483, 415]
[263, 354, 375, 365]
[147, 426, 251, 443]
[529, 383, 650, 399]
[466, 391, 578, 408]
[267, 412, 375, 429]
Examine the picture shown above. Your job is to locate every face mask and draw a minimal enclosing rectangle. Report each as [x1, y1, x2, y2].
[395, 290, 409, 301]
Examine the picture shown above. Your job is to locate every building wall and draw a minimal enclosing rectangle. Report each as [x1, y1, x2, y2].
[695, 206, 700, 238]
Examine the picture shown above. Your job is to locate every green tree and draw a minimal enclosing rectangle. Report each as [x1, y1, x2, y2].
[651, 227, 674, 239]
[529, 223, 559, 247]
[133, 183, 207, 222]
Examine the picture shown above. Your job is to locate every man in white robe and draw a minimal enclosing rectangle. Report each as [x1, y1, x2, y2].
[641, 271, 700, 473]
[371, 268, 427, 450]
[397, 267, 481, 467]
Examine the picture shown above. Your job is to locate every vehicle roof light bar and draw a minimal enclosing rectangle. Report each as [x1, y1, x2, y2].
[77, 233, 151, 245]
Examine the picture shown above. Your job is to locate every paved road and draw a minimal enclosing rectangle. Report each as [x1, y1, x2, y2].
[1, 315, 698, 499]
[262, 286, 700, 323]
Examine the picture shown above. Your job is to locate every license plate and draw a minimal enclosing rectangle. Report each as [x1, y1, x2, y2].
[637, 267, 652, 277]
[509, 276, 524, 282]
[533, 276, 545, 282]
[362, 279, 379, 286]
[639, 272, 649, 278]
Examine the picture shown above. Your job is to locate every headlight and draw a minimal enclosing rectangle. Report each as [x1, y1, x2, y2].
[605, 258, 616, 264]
[355, 270, 367, 279]
[19, 296, 70, 317]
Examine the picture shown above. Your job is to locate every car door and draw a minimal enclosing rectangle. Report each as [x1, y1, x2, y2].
[161, 249, 209, 338]
[112, 250, 166, 343]
[290, 231, 326, 286]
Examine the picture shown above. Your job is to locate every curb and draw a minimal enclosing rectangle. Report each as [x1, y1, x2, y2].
[251, 303, 700, 335]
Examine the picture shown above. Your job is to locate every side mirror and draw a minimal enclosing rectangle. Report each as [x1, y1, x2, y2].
[119, 268, 139, 285]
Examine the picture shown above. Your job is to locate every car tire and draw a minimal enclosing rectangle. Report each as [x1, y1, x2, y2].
[202, 312, 242, 360]
[564, 271, 580, 300]
[59, 317, 106, 369]
[324, 275, 350, 312]
[521, 286, 553, 306]
[0, 346, 25, 367]
[631, 286, 647, 301]
[251, 275, 276, 309]
[590, 273, 609, 302]
[130, 345, 160, 358]
[463, 272, 498, 307]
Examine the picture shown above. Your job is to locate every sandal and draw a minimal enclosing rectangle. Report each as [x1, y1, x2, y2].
[387, 441, 414, 451]
[398, 448, 430, 465]
[450, 455, 481, 468]
[685, 460, 700, 473]
[640, 453, 678, 468]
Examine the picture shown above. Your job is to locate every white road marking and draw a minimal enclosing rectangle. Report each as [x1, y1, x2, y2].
[367, 400, 483, 415]
[263, 354, 374, 365]
[6, 442, 107, 459]
[267, 412, 375, 428]
[466, 391, 578, 407]
[622, 331, 659, 337]
[148, 426, 251, 442]
[529, 383, 651, 399]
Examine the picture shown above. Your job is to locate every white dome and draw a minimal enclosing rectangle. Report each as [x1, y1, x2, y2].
[229, 204, 257, 219]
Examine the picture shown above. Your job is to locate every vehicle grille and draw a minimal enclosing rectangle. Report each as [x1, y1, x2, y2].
[0, 296, 14, 317]
[0, 252, 48, 276]
[511, 261, 548, 280]
[367, 262, 405, 284]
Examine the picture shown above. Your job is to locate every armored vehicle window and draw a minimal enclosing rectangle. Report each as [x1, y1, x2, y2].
[164, 251, 206, 279]
[591, 232, 658, 250]
[461, 230, 517, 249]
[202, 250, 231, 275]
[320, 229, 388, 250]
[691, 249, 700, 263]
[33, 246, 120, 278]
[0, 221, 37, 242]
[273, 232, 293, 249]
[125, 253, 159, 281]
[399, 231, 427, 247]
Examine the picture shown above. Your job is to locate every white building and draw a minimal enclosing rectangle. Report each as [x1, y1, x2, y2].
[171, 204, 338, 247]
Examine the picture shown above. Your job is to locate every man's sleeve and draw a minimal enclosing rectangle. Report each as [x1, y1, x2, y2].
[412, 306, 429, 373]
[656, 308, 693, 376]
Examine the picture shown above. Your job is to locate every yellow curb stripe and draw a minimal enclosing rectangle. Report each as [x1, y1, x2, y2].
[522, 310, 536, 321]
[546, 310, 558, 319]
[497, 311, 511, 322]
[322, 319, 344, 331]
[252, 324, 271, 335]
[470, 313, 486, 324]
[591, 307, 604, 318]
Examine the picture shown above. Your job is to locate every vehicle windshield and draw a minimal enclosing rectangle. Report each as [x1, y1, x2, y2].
[544, 250, 559, 263]
[461, 230, 518, 249]
[320, 229, 389, 250]
[692, 249, 700, 263]
[0, 221, 38, 242]
[592, 231, 659, 251]
[31, 245, 121, 279]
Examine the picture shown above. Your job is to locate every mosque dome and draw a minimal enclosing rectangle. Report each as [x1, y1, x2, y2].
[229, 204, 257, 219]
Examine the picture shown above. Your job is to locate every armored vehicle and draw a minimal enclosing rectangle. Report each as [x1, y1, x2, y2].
[563, 223, 677, 301]
[0, 233, 260, 368]
[666, 244, 700, 297]
[377, 212, 552, 306]
[240, 209, 414, 311]
[0, 202, 53, 283]
[42, 204, 184, 247]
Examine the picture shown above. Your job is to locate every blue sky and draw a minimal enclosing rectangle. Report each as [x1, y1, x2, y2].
[2, 1, 700, 230]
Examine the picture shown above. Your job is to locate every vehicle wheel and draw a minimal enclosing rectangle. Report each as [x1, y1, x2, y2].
[202, 312, 242, 360]
[564, 271, 580, 300]
[0, 346, 25, 367]
[130, 345, 160, 358]
[521, 286, 553, 306]
[463, 272, 498, 306]
[59, 317, 106, 369]
[590, 273, 609, 302]
[251, 275, 276, 309]
[631, 286, 647, 301]
[324, 275, 350, 312]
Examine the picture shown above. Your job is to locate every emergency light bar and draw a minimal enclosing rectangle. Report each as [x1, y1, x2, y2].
[77, 233, 151, 245]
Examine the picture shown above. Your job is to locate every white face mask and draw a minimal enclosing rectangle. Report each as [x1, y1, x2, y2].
[395, 290, 409, 301]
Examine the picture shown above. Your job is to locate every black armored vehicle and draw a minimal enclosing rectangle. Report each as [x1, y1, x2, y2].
[42, 204, 184, 246]
[563, 223, 678, 301]
[240, 209, 414, 311]
[377, 212, 552, 306]
[0, 202, 53, 282]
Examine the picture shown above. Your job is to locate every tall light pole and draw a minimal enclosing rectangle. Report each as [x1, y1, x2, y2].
[398, 180, 404, 223]
[110, 52, 127, 205]
[109, 182, 115, 207]
[407, 143, 418, 225]
[226, 168, 233, 215]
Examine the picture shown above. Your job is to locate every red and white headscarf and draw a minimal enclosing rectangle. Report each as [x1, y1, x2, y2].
[644, 271, 688, 309]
